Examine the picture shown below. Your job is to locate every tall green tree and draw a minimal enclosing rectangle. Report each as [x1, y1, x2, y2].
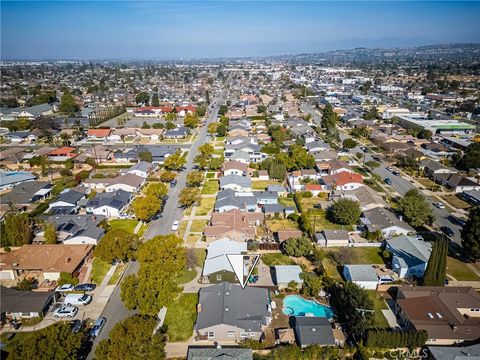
[94, 228, 140, 263]
[398, 189, 435, 227]
[321, 103, 337, 130]
[130, 195, 161, 221]
[329, 199, 361, 225]
[0, 213, 32, 247]
[461, 206, 480, 261]
[151, 93, 160, 107]
[135, 92, 149, 105]
[121, 235, 186, 315]
[423, 238, 447, 286]
[163, 150, 186, 171]
[186, 171, 204, 187]
[43, 222, 58, 244]
[59, 90, 79, 115]
[178, 188, 201, 208]
[95, 315, 165, 360]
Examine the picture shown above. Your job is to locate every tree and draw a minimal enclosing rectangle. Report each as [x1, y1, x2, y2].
[207, 123, 218, 135]
[321, 103, 337, 130]
[365, 160, 380, 169]
[141, 121, 151, 129]
[194, 143, 214, 170]
[95, 315, 165, 360]
[135, 92, 149, 105]
[216, 123, 227, 137]
[418, 129, 433, 140]
[163, 150, 186, 171]
[423, 238, 447, 286]
[143, 182, 168, 198]
[328, 281, 374, 338]
[457, 143, 480, 171]
[159, 171, 176, 183]
[283, 237, 312, 257]
[8, 323, 82, 360]
[130, 195, 161, 221]
[184, 114, 200, 128]
[360, 80, 372, 95]
[342, 138, 357, 149]
[218, 105, 228, 116]
[121, 235, 186, 315]
[398, 189, 435, 227]
[165, 121, 176, 130]
[94, 229, 140, 263]
[59, 90, 79, 115]
[151, 93, 160, 107]
[57, 272, 79, 286]
[0, 213, 32, 247]
[178, 188, 201, 208]
[208, 157, 223, 171]
[301, 272, 323, 297]
[329, 199, 361, 225]
[257, 104, 267, 113]
[186, 171, 204, 187]
[195, 105, 207, 117]
[43, 222, 58, 244]
[139, 151, 153, 163]
[15, 277, 36, 291]
[268, 160, 287, 180]
[461, 206, 480, 261]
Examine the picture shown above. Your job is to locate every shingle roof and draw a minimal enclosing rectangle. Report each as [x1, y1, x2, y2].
[344, 264, 379, 282]
[0, 286, 54, 314]
[220, 174, 252, 189]
[386, 235, 432, 266]
[293, 316, 335, 346]
[273, 265, 303, 285]
[362, 208, 414, 232]
[0, 171, 36, 187]
[187, 347, 253, 360]
[203, 238, 247, 276]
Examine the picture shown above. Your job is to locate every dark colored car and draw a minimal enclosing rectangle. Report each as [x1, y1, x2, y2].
[74, 283, 96, 292]
[392, 170, 400, 176]
[384, 178, 393, 185]
[71, 319, 86, 334]
[170, 180, 177, 188]
[448, 215, 466, 227]
[440, 226, 455, 237]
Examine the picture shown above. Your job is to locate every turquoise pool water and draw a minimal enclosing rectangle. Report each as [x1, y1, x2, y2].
[282, 295, 333, 318]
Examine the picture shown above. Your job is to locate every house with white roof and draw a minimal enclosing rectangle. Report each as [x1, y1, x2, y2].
[273, 265, 303, 289]
[201, 238, 247, 284]
[343, 264, 379, 290]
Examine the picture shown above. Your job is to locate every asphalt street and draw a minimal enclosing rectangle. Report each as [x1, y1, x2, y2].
[87, 89, 226, 358]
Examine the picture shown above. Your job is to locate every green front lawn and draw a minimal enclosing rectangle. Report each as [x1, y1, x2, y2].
[201, 180, 219, 195]
[252, 180, 282, 190]
[164, 293, 198, 342]
[447, 257, 480, 281]
[206, 172, 215, 179]
[366, 291, 389, 328]
[190, 220, 207, 233]
[108, 219, 147, 236]
[90, 258, 111, 285]
[195, 197, 215, 216]
[262, 253, 296, 266]
[194, 249, 207, 267]
[177, 268, 197, 284]
[278, 197, 297, 210]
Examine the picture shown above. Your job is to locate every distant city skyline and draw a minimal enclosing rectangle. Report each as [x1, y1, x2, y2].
[2, 1, 480, 60]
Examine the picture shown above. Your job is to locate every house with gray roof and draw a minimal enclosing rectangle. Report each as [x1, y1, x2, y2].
[215, 189, 257, 213]
[219, 174, 252, 192]
[255, 191, 278, 205]
[187, 347, 253, 360]
[316, 229, 350, 247]
[48, 188, 86, 213]
[343, 265, 379, 290]
[3, 131, 37, 143]
[273, 265, 303, 289]
[0, 181, 52, 207]
[86, 190, 132, 218]
[124, 161, 153, 178]
[164, 126, 189, 139]
[305, 139, 330, 153]
[0, 286, 54, 319]
[195, 282, 271, 342]
[293, 316, 336, 348]
[0, 171, 36, 190]
[202, 238, 247, 284]
[428, 343, 480, 360]
[262, 203, 285, 216]
[361, 207, 414, 238]
[39, 214, 106, 245]
[385, 235, 432, 279]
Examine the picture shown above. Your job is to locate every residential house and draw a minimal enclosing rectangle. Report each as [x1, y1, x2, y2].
[222, 161, 249, 177]
[460, 190, 480, 206]
[273, 265, 303, 289]
[47, 146, 77, 161]
[164, 127, 189, 139]
[136, 128, 164, 141]
[204, 209, 263, 242]
[0, 286, 55, 319]
[3, 131, 37, 143]
[220, 174, 252, 192]
[292, 317, 336, 348]
[123, 161, 153, 178]
[305, 140, 330, 153]
[87, 128, 111, 141]
[394, 286, 480, 345]
[329, 187, 387, 211]
[262, 204, 286, 217]
[48, 188, 86, 213]
[187, 347, 253, 360]
[321, 172, 363, 191]
[107, 128, 138, 142]
[0, 103, 54, 121]
[39, 214, 106, 245]
[83, 173, 144, 193]
[0, 181, 52, 209]
[316, 230, 350, 247]
[428, 343, 480, 360]
[195, 282, 271, 342]
[433, 173, 480, 193]
[202, 238, 247, 284]
[86, 190, 132, 218]
[316, 160, 354, 176]
[215, 189, 258, 213]
[0, 244, 93, 283]
[419, 160, 457, 179]
[255, 191, 278, 205]
[139, 146, 177, 164]
[267, 184, 287, 196]
[361, 207, 415, 238]
[385, 235, 432, 279]
[0, 171, 36, 190]
[343, 265, 379, 290]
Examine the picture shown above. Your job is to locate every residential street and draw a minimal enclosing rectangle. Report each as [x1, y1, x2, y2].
[87, 89, 226, 358]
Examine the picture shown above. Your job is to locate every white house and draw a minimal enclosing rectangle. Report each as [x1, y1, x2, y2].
[385, 235, 432, 279]
[343, 265, 378, 290]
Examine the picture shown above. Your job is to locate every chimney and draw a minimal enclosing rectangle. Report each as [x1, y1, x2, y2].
[65, 257, 71, 263]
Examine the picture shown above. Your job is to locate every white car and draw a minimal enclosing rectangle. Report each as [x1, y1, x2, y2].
[433, 202, 445, 209]
[55, 284, 75, 293]
[53, 306, 78, 318]
[171, 221, 180, 231]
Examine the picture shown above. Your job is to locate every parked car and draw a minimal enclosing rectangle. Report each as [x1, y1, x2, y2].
[53, 306, 78, 318]
[55, 284, 75, 293]
[170, 180, 177, 188]
[71, 319, 86, 334]
[378, 276, 394, 285]
[440, 226, 455, 237]
[171, 221, 180, 231]
[385, 166, 393, 171]
[433, 202, 445, 209]
[448, 215, 466, 226]
[392, 170, 400, 176]
[64, 293, 92, 306]
[74, 283, 96, 292]
[89, 317, 106, 340]
[384, 178, 393, 185]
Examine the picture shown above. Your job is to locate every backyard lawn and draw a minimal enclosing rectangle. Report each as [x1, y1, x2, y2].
[324, 247, 385, 265]
[201, 180, 219, 195]
[266, 219, 299, 232]
[278, 197, 297, 210]
[366, 291, 389, 328]
[447, 256, 480, 281]
[262, 253, 296, 266]
[90, 258, 110, 285]
[320, 257, 343, 281]
[195, 197, 215, 216]
[305, 209, 349, 232]
[205, 172, 215, 179]
[164, 293, 198, 341]
[190, 220, 207, 233]
[252, 180, 282, 190]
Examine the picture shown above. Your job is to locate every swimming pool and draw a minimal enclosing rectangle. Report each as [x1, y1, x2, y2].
[282, 295, 333, 318]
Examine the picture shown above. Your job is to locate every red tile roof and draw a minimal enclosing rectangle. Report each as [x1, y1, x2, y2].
[49, 147, 76, 156]
[324, 172, 363, 186]
[87, 129, 111, 137]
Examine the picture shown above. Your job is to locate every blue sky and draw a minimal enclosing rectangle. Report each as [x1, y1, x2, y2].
[1, 1, 480, 59]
